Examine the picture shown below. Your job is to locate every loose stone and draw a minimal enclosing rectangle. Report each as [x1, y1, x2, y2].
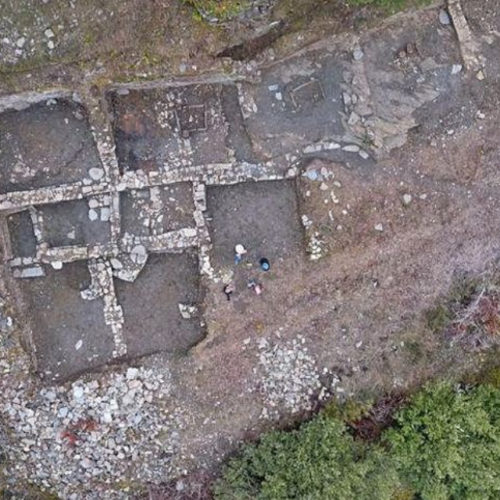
[402, 194, 412, 205]
[89, 168, 105, 181]
[439, 9, 451, 25]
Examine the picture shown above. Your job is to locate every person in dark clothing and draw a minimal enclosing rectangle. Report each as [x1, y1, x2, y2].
[223, 283, 235, 301]
[259, 257, 270, 271]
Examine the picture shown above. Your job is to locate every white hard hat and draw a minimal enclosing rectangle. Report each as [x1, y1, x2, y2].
[235, 244, 246, 254]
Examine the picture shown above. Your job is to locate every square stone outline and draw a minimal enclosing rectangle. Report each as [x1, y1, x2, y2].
[289, 79, 325, 110]
[175, 104, 208, 138]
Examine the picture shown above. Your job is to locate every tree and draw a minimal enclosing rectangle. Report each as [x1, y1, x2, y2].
[214, 415, 398, 500]
[385, 383, 500, 500]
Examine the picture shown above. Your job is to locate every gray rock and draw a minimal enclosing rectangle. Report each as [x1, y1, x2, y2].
[100, 207, 110, 222]
[44, 391, 56, 401]
[88, 167, 105, 181]
[348, 112, 360, 126]
[18, 266, 45, 279]
[439, 9, 451, 25]
[110, 258, 123, 270]
[130, 245, 147, 264]
[126, 367, 139, 380]
[402, 193, 412, 205]
[58, 407, 69, 418]
[0, 316, 13, 333]
[305, 169, 318, 181]
[72, 386, 84, 399]
[353, 48, 364, 61]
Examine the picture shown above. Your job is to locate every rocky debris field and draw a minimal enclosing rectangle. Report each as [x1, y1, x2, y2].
[2, 364, 178, 497]
[252, 335, 338, 418]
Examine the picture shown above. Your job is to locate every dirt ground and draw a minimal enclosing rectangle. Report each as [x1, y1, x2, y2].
[0, 99, 100, 193]
[20, 260, 115, 381]
[0, 0, 428, 95]
[2, 0, 500, 497]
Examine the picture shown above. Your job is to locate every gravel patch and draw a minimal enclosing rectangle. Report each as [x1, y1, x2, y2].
[253, 335, 327, 417]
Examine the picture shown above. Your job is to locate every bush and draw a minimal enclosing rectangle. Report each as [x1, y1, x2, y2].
[385, 383, 500, 500]
[214, 415, 399, 499]
[426, 304, 453, 333]
[214, 383, 500, 499]
[475, 364, 500, 388]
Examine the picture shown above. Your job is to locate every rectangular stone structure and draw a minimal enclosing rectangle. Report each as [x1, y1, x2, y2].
[206, 179, 303, 270]
[115, 252, 204, 359]
[19, 261, 115, 382]
[39, 198, 111, 248]
[108, 82, 254, 172]
[0, 98, 103, 194]
[7, 210, 37, 258]
[239, 52, 346, 159]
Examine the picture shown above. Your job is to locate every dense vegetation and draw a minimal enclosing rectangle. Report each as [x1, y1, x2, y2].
[214, 379, 500, 499]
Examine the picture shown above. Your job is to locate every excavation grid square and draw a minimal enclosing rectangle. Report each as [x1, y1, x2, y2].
[7, 210, 37, 258]
[115, 252, 203, 359]
[120, 183, 195, 237]
[108, 83, 238, 172]
[240, 53, 346, 158]
[39, 199, 111, 248]
[0, 98, 103, 194]
[20, 261, 115, 382]
[206, 179, 303, 270]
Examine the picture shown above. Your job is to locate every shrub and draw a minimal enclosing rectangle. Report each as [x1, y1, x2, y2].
[385, 383, 500, 500]
[214, 415, 399, 499]
[426, 304, 453, 333]
[214, 383, 500, 499]
[476, 364, 500, 388]
[321, 397, 373, 423]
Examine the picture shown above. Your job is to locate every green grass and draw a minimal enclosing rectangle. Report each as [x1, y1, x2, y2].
[322, 397, 373, 422]
[183, 0, 248, 21]
[346, 0, 432, 14]
[426, 303, 453, 333]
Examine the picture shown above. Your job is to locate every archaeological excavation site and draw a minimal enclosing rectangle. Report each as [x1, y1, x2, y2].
[1, 0, 500, 497]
